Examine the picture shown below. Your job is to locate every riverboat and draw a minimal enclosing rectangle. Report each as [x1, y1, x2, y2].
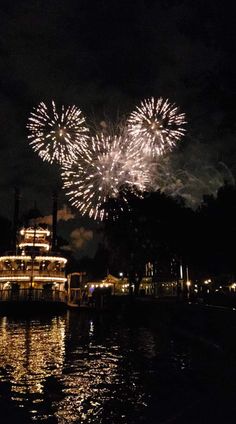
[0, 226, 67, 312]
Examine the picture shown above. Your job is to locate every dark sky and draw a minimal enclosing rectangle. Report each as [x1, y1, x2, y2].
[0, 0, 236, 254]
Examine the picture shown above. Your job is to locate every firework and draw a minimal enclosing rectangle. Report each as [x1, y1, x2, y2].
[61, 134, 149, 220]
[27, 101, 89, 164]
[127, 97, 186, 156]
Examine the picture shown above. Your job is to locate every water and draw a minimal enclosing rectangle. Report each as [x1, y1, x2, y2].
[0, 310, 226, 423]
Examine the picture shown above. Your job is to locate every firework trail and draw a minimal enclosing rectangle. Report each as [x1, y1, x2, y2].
[61, 133, 150, 220]
[127, 97, 186, 157]
[27, 101, 89, 164]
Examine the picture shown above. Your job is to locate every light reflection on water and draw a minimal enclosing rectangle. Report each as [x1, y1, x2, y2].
[0, 315, 65, 398]
[0, 310, 210, 423]
[54, 312, 148, 424]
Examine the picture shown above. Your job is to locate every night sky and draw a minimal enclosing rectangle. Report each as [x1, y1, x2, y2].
[0, 0, 236, 255]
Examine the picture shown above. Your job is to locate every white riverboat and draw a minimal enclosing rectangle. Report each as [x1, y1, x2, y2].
[0, 226, 67, 310]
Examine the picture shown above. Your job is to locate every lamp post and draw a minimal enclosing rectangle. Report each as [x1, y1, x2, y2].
[203, 278, 211, 303]
[186, 280, 191, 298]
[186, 266, 191, 298]
[179, 262, 184, 297]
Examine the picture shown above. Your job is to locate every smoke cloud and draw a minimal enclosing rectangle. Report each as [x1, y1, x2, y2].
[150, 141, 235, 208]
[69, 227, 93, 251]
[35, 204, 75, 225]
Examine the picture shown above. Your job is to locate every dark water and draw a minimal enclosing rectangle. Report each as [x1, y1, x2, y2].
[0, 310, 228, 423]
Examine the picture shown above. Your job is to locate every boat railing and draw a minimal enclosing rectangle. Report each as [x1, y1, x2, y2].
[0, 288, 66, 302]
[3, 251, 67, 258]
[0, 270, 65, 278]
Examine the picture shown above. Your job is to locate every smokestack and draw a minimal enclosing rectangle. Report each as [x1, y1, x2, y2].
[52, 191, 58, 251]
[12, 187, 20, 250]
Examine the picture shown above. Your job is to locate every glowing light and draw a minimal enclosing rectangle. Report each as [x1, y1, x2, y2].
[35, 256, 67, 264]
[20, 228, 50, 236]
[27, 101, 89, 164]
[35, 277, 67, 282]
[128, 97, 186, 156]
[0, 256, 31, 262]
[19, 243, 50, 250]
[61, 133, 149, 220]
[0, 276, 30, 281]
[0, 276, 66, 282]
[0, 256, 66, 265]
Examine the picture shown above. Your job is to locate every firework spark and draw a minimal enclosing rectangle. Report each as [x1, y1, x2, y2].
[61, 134, 149, 220]
[27, 101, 89, 164]
[127, 97, 186, 156]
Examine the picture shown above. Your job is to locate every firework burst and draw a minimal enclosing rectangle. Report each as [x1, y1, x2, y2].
[61, 134, 149, 220]
[127, 97, 186, 156]
[27, 101, 89, 164]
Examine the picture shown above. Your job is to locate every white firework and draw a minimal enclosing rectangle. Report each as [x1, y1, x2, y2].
[27, 101, 89, 164]
[127, 97, 186, 156]
[61, 134, 149, 220]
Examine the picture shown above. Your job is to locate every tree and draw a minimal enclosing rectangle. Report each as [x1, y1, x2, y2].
[104, 191, 195, 292]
